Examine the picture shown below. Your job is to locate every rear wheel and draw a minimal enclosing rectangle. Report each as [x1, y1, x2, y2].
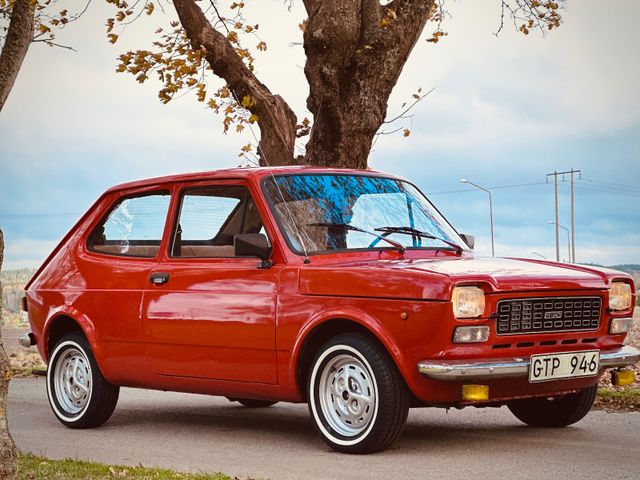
[47, 333, 119, 428]
[508, 385, 597, 428]
[227, 398, 278, 408]
[308, 333, 408, 454]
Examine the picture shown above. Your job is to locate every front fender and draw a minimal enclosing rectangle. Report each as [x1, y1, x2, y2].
[289, 305, 409, 395]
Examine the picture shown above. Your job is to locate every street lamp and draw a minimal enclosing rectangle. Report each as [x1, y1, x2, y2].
[549, 221, 571, 262]
[460, 178, 494, 257]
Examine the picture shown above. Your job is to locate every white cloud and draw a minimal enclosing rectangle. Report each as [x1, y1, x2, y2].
[373, 0, 640, 157]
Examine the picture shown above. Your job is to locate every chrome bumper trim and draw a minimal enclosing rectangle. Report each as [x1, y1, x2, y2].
[18, 332, 36, 348]
[599, 345, 640, 368]
[418, 345, 640, 381]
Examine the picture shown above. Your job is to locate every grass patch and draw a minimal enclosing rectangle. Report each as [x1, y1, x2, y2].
[9, 351, 46, 377]
[596, 387, 640, 411]
[11, 366, 47, 377]
[18, 453, 239, 480]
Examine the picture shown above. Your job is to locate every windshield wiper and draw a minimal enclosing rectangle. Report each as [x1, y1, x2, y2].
[374, 226, 463, 255]
[308, 223, 405, 254]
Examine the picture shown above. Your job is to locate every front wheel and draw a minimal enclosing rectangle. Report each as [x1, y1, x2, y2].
[47, 333, 119, 429]
[508, 385, 597, 428]
[308, 333, 409, 454]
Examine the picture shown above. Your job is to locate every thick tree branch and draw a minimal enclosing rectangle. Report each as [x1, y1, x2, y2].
[172, 0, 297, 165]
[0, 0, 35, 112]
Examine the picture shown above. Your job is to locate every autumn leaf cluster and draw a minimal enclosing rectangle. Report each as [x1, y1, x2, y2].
[106, 0, 269, 143]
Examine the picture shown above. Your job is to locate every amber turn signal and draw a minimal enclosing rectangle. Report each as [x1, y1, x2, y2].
[611, 369, 635, 386]
[462, 384, 489, 401]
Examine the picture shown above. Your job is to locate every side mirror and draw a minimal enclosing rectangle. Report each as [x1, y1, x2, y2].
[234, 233, 273, 268]
[460, 233, 475, 250]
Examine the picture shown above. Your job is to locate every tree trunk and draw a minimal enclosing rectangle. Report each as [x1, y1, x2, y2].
[302, 0, 434, 169]
[0, 0, 35, 112]
[0, 230, 18, 479]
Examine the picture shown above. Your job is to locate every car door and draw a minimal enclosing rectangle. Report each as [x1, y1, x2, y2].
[141, 180, 279, 384]
[79, 188, 172, 383]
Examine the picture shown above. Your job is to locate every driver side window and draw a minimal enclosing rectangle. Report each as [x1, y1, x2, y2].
[171, 186, 266, 258]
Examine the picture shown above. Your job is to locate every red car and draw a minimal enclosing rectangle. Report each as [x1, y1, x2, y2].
[21, 167, 639, 453]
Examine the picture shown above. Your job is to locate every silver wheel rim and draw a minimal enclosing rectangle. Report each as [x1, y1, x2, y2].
[53, 347, 92, 415]
[318, 353, 377, 438]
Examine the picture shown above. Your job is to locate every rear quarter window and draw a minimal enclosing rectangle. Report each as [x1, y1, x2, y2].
[87, 191, 171, 258]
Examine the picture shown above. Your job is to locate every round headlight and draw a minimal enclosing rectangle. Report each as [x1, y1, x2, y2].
[609, 282, 632, 311]
[452, 286, 485, 319]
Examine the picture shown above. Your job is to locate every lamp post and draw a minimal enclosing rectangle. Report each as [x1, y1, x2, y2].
[460, 178, 494, 256]
[549, 221, 571, 262]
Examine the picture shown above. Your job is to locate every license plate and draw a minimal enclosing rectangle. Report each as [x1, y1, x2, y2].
[529, 350, 600, 383]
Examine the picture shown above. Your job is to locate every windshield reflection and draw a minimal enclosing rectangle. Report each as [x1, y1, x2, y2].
[264, 174, 466, 255]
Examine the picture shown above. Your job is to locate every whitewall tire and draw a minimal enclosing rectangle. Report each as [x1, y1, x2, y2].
[308, 333, 409, 454]
[47, 333, 119, 428]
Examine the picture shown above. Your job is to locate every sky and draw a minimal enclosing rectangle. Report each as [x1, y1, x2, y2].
[1, 0, 639, 269]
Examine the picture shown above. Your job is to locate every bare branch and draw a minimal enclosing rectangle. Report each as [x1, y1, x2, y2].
[32, 39, 77, 52]
[209, 0, 230, 34]
[383, 87, 434, 124]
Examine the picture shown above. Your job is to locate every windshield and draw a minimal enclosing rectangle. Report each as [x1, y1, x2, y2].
[263, 174, 467, 255]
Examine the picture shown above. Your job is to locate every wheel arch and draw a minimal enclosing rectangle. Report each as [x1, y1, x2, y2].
[292, 313, 407, 402]
[42, 309, 99, 363]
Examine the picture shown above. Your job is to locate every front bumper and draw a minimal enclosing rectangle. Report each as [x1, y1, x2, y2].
[418, 345, 640, 381]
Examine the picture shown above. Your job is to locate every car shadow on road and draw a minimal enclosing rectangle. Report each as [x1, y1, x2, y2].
[104, 398, 553, 455]
[106, 401, 323, 448]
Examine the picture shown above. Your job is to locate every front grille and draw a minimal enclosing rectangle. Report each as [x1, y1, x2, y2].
[496, 296, 602, 335]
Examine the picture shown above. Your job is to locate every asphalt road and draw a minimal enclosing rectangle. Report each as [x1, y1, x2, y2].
[8, 377, 640, 480]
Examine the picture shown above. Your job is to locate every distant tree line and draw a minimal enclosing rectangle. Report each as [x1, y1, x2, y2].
[0, 268, 34, 324]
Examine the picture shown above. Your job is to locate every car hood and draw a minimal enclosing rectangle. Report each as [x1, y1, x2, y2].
[298, 256, 622, 300]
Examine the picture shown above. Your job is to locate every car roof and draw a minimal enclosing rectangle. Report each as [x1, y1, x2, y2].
[105, 165, 402, 193]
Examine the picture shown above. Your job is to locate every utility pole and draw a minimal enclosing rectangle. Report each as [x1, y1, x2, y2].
[546, 169, 581, 263]
[554, 172, 559, 261]
[549, 221, 571, 262]
[569, 170, 580, 263]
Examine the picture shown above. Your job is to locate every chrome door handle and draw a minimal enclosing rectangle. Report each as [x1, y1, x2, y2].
[149, 272, 169, 285]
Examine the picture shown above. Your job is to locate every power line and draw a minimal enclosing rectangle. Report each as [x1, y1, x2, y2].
[427, 181, 548, 196]
[561, 183, 640, 198]
[2, 179, 637, 218]
[0, 213, 80, 218]
[580, 178, 640, 192]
